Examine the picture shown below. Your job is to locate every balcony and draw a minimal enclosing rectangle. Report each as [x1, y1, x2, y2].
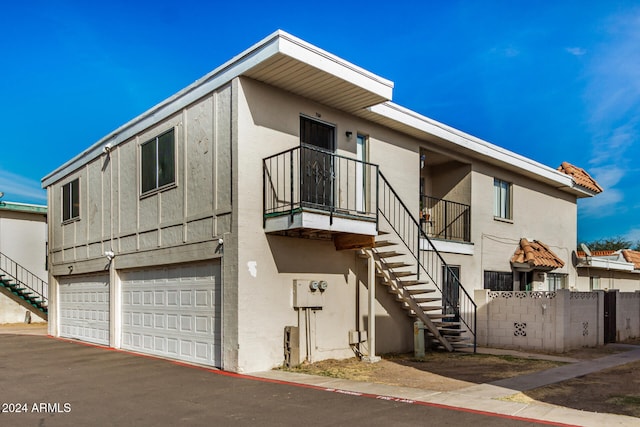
[263, 145, 379, 243]
[421, 195, 471, 243]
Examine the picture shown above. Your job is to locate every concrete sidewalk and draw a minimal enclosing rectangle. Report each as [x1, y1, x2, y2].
[253, 345, 640, 427]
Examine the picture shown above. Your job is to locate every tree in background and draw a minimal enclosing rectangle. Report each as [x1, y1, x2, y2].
[578, 236, 640, 252]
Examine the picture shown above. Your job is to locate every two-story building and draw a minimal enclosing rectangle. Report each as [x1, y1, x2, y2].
[42, 30, 600, 373]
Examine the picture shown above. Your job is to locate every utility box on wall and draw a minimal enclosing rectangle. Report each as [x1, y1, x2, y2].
[293, 280, 325, 308]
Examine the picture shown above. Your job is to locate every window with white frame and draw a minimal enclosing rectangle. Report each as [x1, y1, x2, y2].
[62, 178, 80, 222]
[547, 273, 567, 291]
[494, 178, 512, 220]
[141, 128, 175, 195]
[590, 276, 600, 291]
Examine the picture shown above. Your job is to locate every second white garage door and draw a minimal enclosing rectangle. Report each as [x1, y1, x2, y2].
[121, 261, 221, 367]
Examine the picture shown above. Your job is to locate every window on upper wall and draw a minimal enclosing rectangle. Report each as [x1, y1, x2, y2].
[484, 270, 513, 291]
[590, 276, 600, 291]
[493, 178, 512, 220]
[141, 128, 176, 195]
[62, 178, 80, 222]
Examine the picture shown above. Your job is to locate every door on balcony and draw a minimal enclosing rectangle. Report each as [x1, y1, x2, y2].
[300, 116, 336, 209]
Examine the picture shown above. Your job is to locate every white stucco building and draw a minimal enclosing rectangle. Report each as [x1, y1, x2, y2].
[0, 201, 48, 323]
[42, 31, 601, 372]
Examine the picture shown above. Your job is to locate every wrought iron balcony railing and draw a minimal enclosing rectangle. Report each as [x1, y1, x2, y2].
[421, 195, 471, 243]
[263, 145, 379, 226]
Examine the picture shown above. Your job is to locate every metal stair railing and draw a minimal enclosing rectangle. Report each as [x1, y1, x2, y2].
[378, 172, 476, 351]
[0, 252, 48, 307]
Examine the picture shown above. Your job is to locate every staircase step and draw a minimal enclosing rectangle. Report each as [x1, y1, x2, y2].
[428, 315, 457, 321]
[413, 297, 441, 304]
[398, 279, 429, 287]
[417, 305, 444, 312]
[375, 251, 403, 258]
[433, 321, 462, 327]
[388, 287, 434, 296]
[373, 240, 395, 248]
[404, 288, 435, 295]
[437, 328, 466, 335]
[379, 270, 415, 278]
[381, 261, 413, 269]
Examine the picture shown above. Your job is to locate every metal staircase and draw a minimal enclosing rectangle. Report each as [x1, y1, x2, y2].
[361, 172, 476, 352]
[0, 252, 48, 319]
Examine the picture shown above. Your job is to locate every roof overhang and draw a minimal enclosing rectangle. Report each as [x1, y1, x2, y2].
[358, 102, 593, 197]
[0, 201, 47, 214]
[42, 30, 394, 188]
[577, 257, 637, 272]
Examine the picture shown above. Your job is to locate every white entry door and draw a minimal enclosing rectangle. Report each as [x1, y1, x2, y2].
[58, 274, 110, 345]
[120, 261, 221, 367]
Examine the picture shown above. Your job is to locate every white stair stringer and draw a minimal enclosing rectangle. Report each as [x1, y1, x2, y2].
[361, 248, 454, 352]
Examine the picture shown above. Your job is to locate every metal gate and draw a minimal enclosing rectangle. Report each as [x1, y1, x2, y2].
[604, 291, 616, 343]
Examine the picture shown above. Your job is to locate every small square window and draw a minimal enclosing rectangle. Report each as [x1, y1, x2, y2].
[141, 128, 175, 194]
[62, 178, 80, 222]
[494, 178, 512, 220]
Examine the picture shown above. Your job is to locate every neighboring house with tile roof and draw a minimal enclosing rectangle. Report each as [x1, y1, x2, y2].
[41, 31, 603, 372]
[576, 249, 640, 292]
[557, 162, 604, 195]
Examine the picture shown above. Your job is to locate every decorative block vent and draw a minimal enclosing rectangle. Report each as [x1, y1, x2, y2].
[514, 322, 527, 337]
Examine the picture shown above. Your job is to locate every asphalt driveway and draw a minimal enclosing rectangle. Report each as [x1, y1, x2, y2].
[0, 333, 560, 426]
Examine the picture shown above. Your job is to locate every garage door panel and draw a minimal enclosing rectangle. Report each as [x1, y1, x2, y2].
[121, 262, 221, 367]
[59, 275, 110, 346]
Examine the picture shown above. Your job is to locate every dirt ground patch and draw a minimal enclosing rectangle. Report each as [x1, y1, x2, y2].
[286, 352, 566, 391]
[525, 359, 640, 418]
[285, 340, 640, 418]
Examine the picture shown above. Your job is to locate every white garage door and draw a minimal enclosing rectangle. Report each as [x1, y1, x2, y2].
[58, 275, 110, 345]
[121, 261, 221, 367]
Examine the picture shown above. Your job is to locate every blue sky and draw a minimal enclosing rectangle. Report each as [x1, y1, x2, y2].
[1, 1, 638, 244]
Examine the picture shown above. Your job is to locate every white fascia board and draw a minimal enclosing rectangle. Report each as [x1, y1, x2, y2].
[277, 31, 394, 100]
[578, 257, 636, 272]
[369, 102, 576, 190]
[42, 30, 393, 188]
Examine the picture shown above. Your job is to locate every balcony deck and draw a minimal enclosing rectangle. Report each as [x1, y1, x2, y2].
[264, 145, 379, 243]
[264, 207, 377, 240]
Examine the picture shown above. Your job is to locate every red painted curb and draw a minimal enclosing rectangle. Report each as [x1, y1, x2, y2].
[47, 335, 580, 427]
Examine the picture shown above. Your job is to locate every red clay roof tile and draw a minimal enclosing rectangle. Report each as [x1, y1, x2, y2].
[621, 250, 640, 269]
[511, 238, 565, 270]
[576, 250, 617, 257]
[557, 162, 603, 194]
